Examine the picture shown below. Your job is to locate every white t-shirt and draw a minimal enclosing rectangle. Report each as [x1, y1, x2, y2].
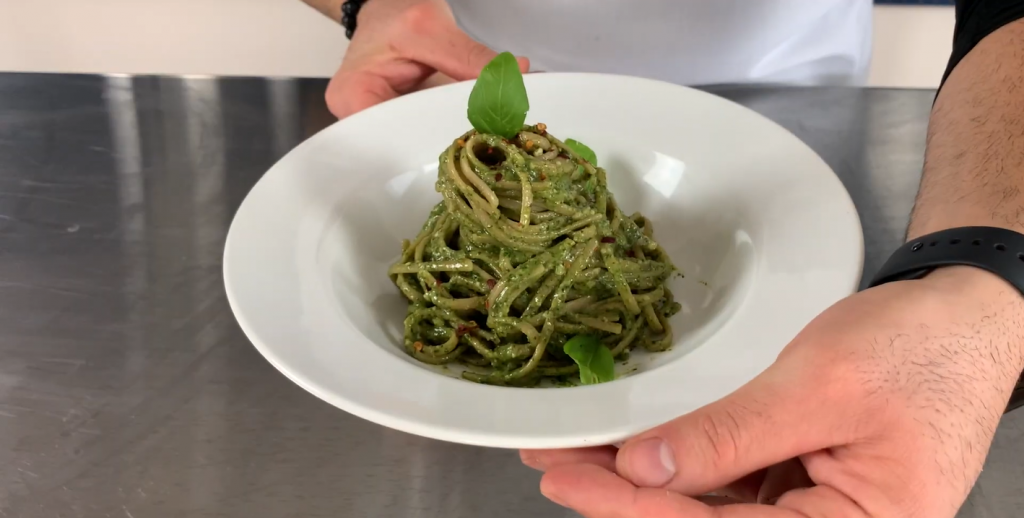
[446, 0, 873, 86]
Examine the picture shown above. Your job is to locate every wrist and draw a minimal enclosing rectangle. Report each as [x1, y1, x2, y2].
[917, 266, 1024, 365]
[341, 0, 369, 38]
[873, 226, 1024, 357]
[920, 264, 1016, 293]
[920, 266, 1024, 314]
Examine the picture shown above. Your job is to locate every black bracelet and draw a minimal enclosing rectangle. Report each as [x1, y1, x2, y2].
[868, 226, 1024, 413]
[341, 0, 369, 39]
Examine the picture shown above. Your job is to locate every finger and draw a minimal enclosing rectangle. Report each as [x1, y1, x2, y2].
[326, 55, 437, 119]
[716, 469, 767, 503]
[717, 461, 813, 505]
[758, 459, 813, 504]
[328, 8, 527, 119]
[774, 486, 871, 518]
[520, 447, 618, 472]
[399, 20, 529, 81]
[539, 464, 633, 518]
[327, 69, 391, 119]
[541, 463, 826, 518]
[418, 71, 457, 90]
[615, 361, 862, 496]
[697, 495, 746, 506]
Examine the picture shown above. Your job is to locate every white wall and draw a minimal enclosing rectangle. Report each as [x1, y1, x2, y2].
[869, 5, 955, 88]
[0, 1, 953, 88]
[0, 0, 349, 78]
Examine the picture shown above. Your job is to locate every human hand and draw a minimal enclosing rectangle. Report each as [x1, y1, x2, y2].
[522, 267, 1024, 517]
[326, 0, 529, 119]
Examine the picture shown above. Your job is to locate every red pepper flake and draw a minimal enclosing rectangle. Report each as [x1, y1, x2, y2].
[485, 299, 491, 310]
[494, 173, 503, 182]
[456, 324, 470, 337]
[626, 250, 636, 258]
[434, 278, 442, 286]
[601, 237, 617, 244]
[413, 341, 424, 352]
[539, 173, 547, 181]
[486, 278, 497, 289]
[487, 147, 494, 154]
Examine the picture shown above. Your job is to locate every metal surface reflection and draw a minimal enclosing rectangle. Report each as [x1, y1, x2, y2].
[0, 74, 1019, 518]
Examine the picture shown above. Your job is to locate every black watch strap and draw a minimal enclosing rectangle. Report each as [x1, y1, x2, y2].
[341, 0, 368, 39]
[869, 226, 1024, 413]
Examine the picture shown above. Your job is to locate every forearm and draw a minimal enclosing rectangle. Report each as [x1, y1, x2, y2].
[299, 0, 343, 22]
[909, 8, 1024, 238]
[910, 20, 1024, 238]
[907, 10, 1024, 396]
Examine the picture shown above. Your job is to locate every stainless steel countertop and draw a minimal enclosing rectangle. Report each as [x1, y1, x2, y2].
[0, 74, 1021, 518]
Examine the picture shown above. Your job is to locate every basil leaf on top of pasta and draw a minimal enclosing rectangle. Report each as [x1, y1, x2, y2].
[467, 52, 529, 139]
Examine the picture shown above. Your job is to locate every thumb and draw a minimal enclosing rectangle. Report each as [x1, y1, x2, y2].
[614, 364, 859, 496]
[400, 23, 529, 81]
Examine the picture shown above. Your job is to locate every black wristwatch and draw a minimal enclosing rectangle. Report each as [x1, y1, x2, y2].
[341, 0, 369, 39]
[869, 226, 1024, 413]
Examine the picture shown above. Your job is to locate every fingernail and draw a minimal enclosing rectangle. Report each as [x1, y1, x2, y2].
[627, 438, 676, 486]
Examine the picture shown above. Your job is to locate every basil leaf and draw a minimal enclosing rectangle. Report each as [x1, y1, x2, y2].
[564, 139, 598, 166]
[467, 52, 529, 139]
[563, 335, 616, 385]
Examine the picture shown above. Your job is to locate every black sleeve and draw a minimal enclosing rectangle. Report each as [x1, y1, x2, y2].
[942, 0, 1024, 86]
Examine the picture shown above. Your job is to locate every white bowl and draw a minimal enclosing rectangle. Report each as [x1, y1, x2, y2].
[223, 74, 863, 449]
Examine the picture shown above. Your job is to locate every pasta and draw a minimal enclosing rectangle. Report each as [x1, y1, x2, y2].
[388, 124, 681, 386]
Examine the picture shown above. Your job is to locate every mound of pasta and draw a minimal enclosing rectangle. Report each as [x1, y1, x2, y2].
[388, 125, 680, 386]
